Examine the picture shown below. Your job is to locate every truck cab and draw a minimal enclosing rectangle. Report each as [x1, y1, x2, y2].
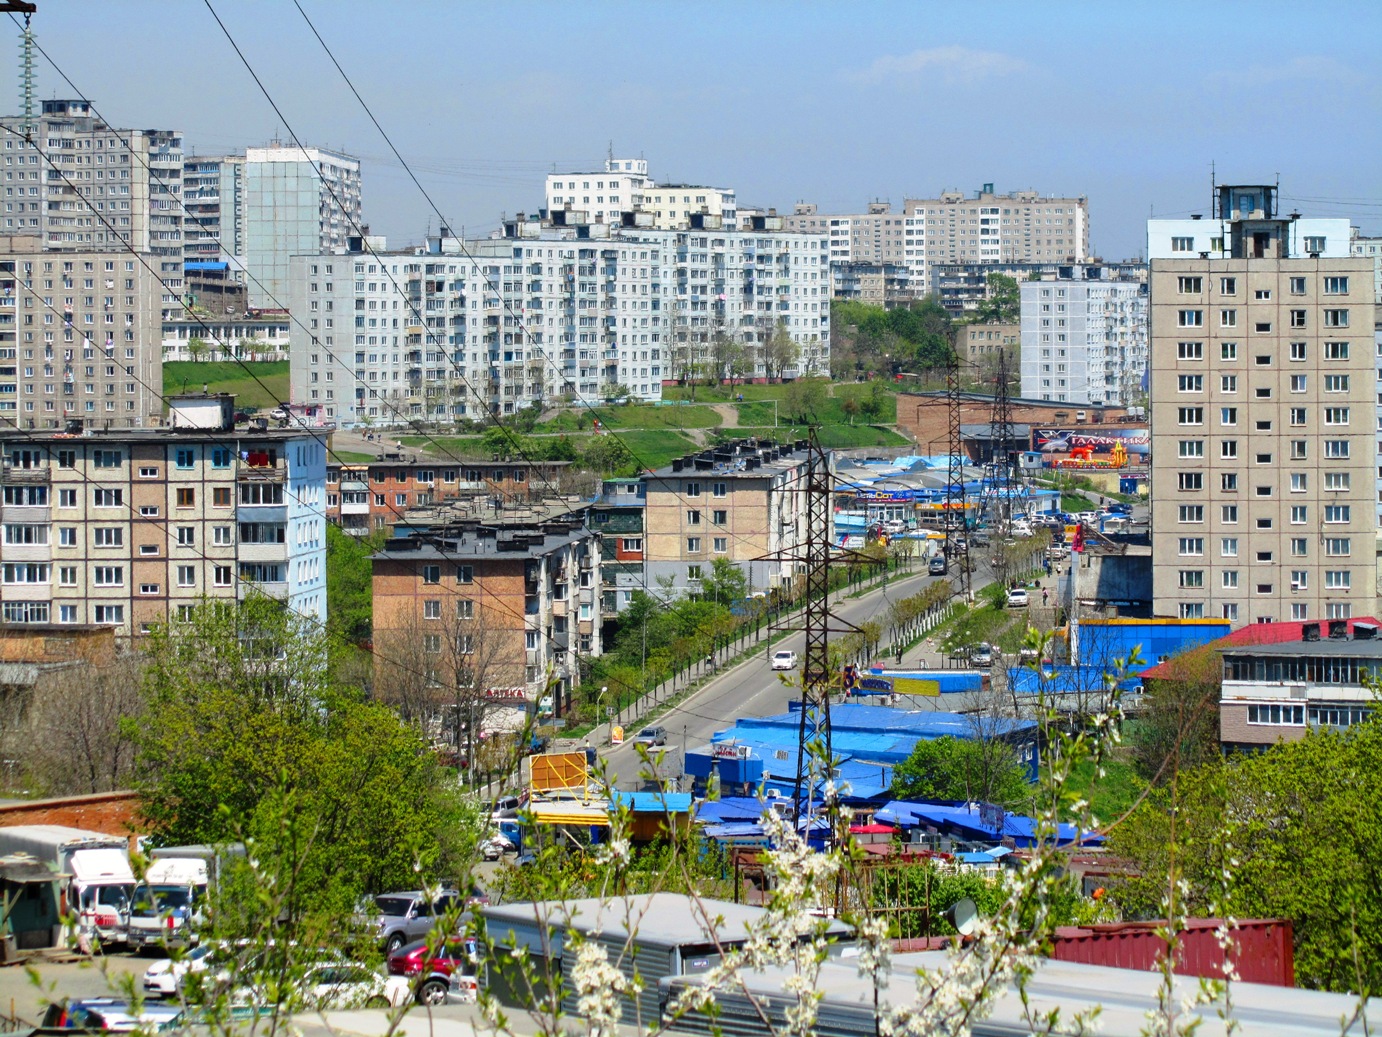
[127, 857, 207, 952]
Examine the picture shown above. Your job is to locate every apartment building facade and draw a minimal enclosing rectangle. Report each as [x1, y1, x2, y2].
[370, 520, 601, 713]
[642, 438, 810, 599]
[1349, 229, 1382, 304]
[287, 219, 828, 425]
[325, 456, 574, 535]
[544, 158, 736, 230]
[0, 240, 164, 429]
[1148, 184, 1375, 625]
[244, 144, 361, 309]
[589, 476, 645, 618]
[1019, 273, 1149, 406]
[0, 397, 326, 636]
[183, 155, 244, 264]
[956, 322, 1019, 367]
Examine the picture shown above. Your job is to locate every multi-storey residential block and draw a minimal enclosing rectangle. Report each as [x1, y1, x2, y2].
[589, 476, 645, 618]
[287, 217, 828, 424]
[931, 260, 1146, 319]
[162, 313, 291, 362]
[0, 238, 164, 430]
[325, 455, 574, 536]
[786, 187, 1090, 303]
[0, 394, 327, 637]
[544, 158, 736, 230]
[955, 323, 1019, 368]
[1349, 228, 1382, 304]
[1148, 184, 1374, 625]
[831, 262, 913, 308]
[183, 155, 243, 264]
[243, 144, 361, 309]
[0, 99, 184, 307]
[1019, 272, 1149, 406]
[371, 518, 601, 713]
[642, 438, 810, 599]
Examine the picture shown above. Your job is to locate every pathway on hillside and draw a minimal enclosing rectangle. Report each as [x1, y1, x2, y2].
[710, 403, 739, 428]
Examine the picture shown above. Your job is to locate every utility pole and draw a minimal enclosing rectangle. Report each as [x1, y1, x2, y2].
[792, 431, 834, 820]
[988, 348, 1018, 526]
[945, 350, 972, 602]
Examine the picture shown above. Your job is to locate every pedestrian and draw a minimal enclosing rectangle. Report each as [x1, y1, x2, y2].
[1042, 588, 1049, 606]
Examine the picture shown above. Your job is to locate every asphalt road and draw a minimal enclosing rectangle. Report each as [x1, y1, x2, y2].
[601, 568, 950, 789]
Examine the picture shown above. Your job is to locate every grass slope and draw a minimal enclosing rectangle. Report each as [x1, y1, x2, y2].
[162, 361, 289, 412]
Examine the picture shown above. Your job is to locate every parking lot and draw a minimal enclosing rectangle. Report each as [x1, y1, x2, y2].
[0, 953, 147, 1023]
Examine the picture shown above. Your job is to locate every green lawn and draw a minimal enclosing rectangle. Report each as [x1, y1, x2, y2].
[162, 361, 289, 412]
[1057, 755, 1146, 826]
[400, 436, 490, 459]
[538, 402, 723, 433]
[605, 429, 700, 470]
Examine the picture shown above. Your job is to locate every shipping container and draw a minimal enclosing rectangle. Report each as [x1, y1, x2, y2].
[1049, 918, 1293, 987]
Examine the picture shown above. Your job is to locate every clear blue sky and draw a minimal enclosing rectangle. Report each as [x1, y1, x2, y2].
[18, 1, 1382, 258]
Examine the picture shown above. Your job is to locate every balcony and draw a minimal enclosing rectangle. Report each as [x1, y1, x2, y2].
[237, 579, 288, 601]
[237, 457, 286, 482]
[0, 463, 49, 483]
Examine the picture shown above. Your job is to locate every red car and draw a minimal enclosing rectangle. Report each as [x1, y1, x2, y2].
[386, 937, 479, 1006]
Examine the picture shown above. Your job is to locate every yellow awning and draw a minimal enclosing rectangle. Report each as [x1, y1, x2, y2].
[528, 802, 611, 826]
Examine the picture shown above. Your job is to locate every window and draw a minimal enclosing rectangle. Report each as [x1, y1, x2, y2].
[1177, 309, 1203, 327]
[1177, 341, 1203, 360]
[213, 487, 231, 507]
[93, 565, 122, 586]
[1324, 276, 1349, 294]
[1220, 309, 1237, 328]
[1324, 341, 1350, 360]
[456, 599, 474, 620]
[1327, 603, 1354, 620]
[1220, 440, 1237, 459]
[213, 566, 232, 587]
[93, 605, 123, 625]
[1178, 440, 1204, 458]
[1256, 583, 1273, 594]
[1255, 452, 1272, 465]
[1179, 603, 1205, 619]
[456, 565, 473, 584]
[1220, 375, 1237, 392]
[712, 509, 727, 525]
[1178, 537, 1203, 556]
[1220, 277, 1237, 295]
[1178, 570, 1204, 588]
[1248, 704, 1304, 726]
[175, 526, 194, 546]
[1223, 604, 1239, 621]
[176, 565, 195, 588]
[713, 482, 727, 497]
[687, 565, 702, 581]
[1304, 236, 1326, 254]
[213, 526, 232, 546]
[1288, 440, 1306, 461]
[621, 537, 642, 552]
[1324, 440, 1350, 458]
[93, 527, 122, 547]
[1325, 505, 1351, 523]
[1291, 473, 1307, 492]
[422, 565, 440, 584]
[1289, 276, 1306, 294]
[1325, 537, 1352, 556]
[686, 509, 701, 525]
[1222, 571, 1239, 589]
[685, 481, 700, 497]
[1324, 374, 1349, 392]
[713, 537, 728, 552]
[1178, 374, 1203, 392]
[1255, 517, 1273, 530]
[174, 448, 195, 469]
[1221, 537, 1238, 557]
[56, 566, 75, 587]
[1325, 471, 1350, 491]
[2, 524, 47, 545]
[1290, 341, 1306, 361]
[1290, 375, 1307, 392]
[93, 488, 122, 507]
[1254, 386, 1273, 399]
[1326, 570, 1352, 590]
[1325, 407, 1350, 425]
[1254, 354, 1272, 366]
[211, 447, 231, 468]
[1220, 407, 1237, 426]
[1177, 407, 1203, 425]
[1220, 473, 1238, 491]
[1171, 236, 1194, 252]
[1255, 485, 1273, 497]
[1291, 506, 1308, 524]
[423, 635, 441, 654]
[138, 465, 157, 478]
[423, 600, 441, 620]
[1220, 342, 1237, 361]
[1324, 310, 1349, 328]
[1177, 472, 1203, 490]
[175, 487, 194, 508]
[1291, 537, 1308, 557]
[1176, 276, 1202, 293]
[1220, 505, 1238, 523]
[139, 583, 159, 595]
[92, 449, 120, 469]
[1255, 289, 1272, 301]
[686, 537, 702, 552]
[1290, 309, 1307, 328]
[1178, 505, 1204, 522]
[1289, 408, 1307, 426]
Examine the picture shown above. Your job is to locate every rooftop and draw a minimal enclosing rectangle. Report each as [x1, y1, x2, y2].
[649, 437, 811, 480]
[371, 522, 590, 563]
[1141, 617, 1382, 679]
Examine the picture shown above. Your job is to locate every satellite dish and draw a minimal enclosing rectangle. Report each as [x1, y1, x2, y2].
[945, 897, 978, 937]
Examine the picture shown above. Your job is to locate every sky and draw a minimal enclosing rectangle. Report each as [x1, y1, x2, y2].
[17, 1, 1382, 259]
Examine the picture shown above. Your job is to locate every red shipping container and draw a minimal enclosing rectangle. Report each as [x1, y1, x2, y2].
[1049, 918, 1294, 987]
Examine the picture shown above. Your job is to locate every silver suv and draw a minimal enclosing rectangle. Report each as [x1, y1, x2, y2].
[372, 891, 460, 954]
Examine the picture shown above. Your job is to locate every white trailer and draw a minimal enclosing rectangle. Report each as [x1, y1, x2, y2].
[128, 844, 244, 950]
[0, 825, 134, 947]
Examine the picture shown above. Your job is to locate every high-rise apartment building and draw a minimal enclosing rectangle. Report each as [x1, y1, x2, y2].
[0, 395, 327, 637]
[243, 144, 361, 309]
[544, 158, 736, 230]
[288, 217, 829, 426]
[183, 155, 244, 264]
[1148, 185, 1374, 625]
[1019, 271, 1148, 406]
[785, 186, 1090, 301]
[0, 238, 164, 430]
[0, 100, 184, 308]
[1349, 228, 1382, 304]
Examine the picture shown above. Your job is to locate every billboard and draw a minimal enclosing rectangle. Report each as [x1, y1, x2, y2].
[1031, 428, 1149, 466]
[854, 674, 941, 697]
[530, 750, 590, 792]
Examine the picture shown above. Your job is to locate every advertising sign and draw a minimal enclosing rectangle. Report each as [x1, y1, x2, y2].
[854, 674, 941, 697]
[610, 725, 625, 745]
[1031, 428, 1150, 463]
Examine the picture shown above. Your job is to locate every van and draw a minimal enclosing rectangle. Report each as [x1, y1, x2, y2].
[928, 556, 947, 576]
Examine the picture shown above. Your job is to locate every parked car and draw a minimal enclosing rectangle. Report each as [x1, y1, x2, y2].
[928, 555, 947, 576]
[41, 998, 185, 1033]
[968, 643, 994, 667]
[143, 943, 222, 999]
[1006, 588, 1030, 608]
[235, 961, 408, 1011]
[386, 936, 481, 1007]
[370, 890, 462, 954]
[771, 650, 799, 671]
[479, 834, 514, 861]
[634, 725, 667, 746]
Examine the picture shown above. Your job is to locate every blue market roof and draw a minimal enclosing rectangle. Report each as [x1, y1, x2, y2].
[609, 791, 693, 814]
[871, 799, 1101, 848]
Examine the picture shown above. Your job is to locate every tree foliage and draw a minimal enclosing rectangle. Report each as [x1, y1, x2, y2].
[967, 273, 1020, 324]
[830, 296, 954, 380]
[891, 734, 1029, 807]
[325, 523, 384, 646]
[1111, 719, 1382, 992]
[132, 598, 471, 918]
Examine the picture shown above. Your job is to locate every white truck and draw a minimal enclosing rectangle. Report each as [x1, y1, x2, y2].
[0, 825, 134, 947]
[127, 844, 244, 951]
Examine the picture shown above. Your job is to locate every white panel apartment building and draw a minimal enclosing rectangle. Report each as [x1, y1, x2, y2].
[289, 220, 828, 426]
[785, 186, 1089, 299]
[1019, 272, 1148, 406]
[544, 158, 737, 230]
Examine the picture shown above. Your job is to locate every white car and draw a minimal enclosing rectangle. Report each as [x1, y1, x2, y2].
[1006, 588, 1030, 608]
[143, 943, 222, 998]
[771, 650, 799, 671]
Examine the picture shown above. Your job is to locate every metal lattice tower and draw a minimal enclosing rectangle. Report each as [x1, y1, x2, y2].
[17, 11, 33, 140]
[792, 431, 834, 816]
[988, 347, 1018, 525]
[945, 351, 972, 601]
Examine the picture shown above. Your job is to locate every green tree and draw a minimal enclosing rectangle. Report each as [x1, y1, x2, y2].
[1129, 649, 1223, 783]
[841, 396, 860, 425]
[782, 377, 828, 424]
[969, 273, 1020, 324]
[186, 336, 209, 362]
[699, 557, 748, 608]
[581, 434, 634, 475]
[762, 321, 800, 382]
[132, 598, 471, 918]
[891, 734, 1029, 806]
[325, 524, 384, 646]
